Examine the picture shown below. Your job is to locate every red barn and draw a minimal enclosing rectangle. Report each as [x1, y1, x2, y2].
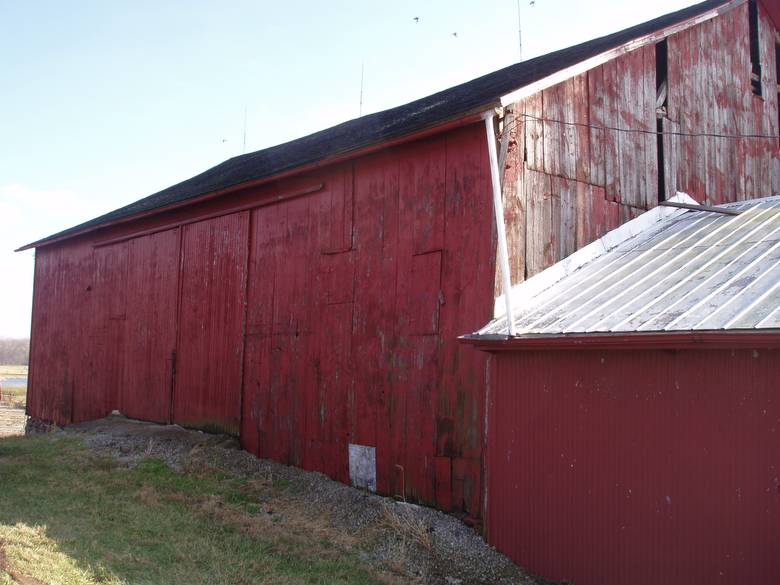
[18, 0, 780, 526]
[463, 194, 780, 584]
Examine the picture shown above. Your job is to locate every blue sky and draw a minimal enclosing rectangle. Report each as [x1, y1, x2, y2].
[0, 0, 693, 338]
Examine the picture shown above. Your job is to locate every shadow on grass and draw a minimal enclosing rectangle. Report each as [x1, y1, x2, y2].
[0, 434, 384, 585]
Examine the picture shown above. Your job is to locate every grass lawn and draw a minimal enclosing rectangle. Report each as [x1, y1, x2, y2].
[0, 434, 385, 585]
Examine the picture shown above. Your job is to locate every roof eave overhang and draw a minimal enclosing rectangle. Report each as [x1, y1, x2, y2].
[460, 329, 780, 351]
[498, 0, 743, 107]
[16, 105, 496, 252]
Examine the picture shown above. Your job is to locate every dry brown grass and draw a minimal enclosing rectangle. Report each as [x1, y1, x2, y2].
[377, 503, 433, 551]
[136, 485, 160, 506]
[0, 542, 48, 585]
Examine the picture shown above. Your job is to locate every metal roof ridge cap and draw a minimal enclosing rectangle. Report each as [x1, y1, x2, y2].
[490, 192, 695, 323]
[719, 193, 780, 207]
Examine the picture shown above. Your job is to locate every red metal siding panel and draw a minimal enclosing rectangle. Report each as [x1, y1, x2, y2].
[174, 212, 249, 435]
[121, 229, 180, 423]
[487, 348, 780, 585]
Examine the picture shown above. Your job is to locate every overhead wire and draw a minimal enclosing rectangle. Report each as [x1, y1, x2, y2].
[499, 111, 780, 141]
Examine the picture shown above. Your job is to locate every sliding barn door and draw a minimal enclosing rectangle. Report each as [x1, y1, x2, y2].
[122, 228, 181, 423]
[173, 212, 249, 435]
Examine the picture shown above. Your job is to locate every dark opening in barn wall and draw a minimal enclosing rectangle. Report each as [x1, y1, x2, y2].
[750, 0, 763, 95]
[775, 35, 780, 147]
[655, 39, 669, 203]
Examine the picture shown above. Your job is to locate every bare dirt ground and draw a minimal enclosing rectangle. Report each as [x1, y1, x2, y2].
[27, 415, 555, 585]
[0, 404, 26, 437]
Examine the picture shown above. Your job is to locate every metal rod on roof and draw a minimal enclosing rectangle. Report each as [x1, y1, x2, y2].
[516, 0, 523, 61]
[359, 62, 365, 117]
[483, 110, 516, 336]
[658, 200, 741, 215]
[242, 107, 247, 153]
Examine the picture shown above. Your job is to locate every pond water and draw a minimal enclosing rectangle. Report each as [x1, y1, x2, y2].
[0, 377, 27, 388]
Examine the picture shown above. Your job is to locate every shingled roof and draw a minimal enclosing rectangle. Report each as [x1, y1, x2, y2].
[21, 0, 734, 250]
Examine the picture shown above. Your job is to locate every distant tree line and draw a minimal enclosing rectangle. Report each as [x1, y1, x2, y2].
[0, 338, 29, 365]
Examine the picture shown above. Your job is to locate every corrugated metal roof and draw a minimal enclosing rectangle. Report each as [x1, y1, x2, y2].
[477, 194, 780, 337]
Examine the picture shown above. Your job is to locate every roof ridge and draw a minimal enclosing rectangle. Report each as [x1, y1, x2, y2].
[19, 0, 735, 251]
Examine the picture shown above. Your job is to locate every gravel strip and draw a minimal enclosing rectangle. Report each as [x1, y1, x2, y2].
[33, 415, 555, 585]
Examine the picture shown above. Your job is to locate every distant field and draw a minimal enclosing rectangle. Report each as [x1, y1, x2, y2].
[0, 366, 27, 377]
[0, 366, 27, 408]
[0, 386, 26, 408]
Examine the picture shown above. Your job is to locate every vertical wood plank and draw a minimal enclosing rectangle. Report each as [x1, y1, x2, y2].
[588, 67, 607, 188]
[123, 230, 179, 424]
[603, 59, 622, 202]
[502, 101, 527, 289]
[543, 82, 565, 178]
[572, 73, 592, 184]
[558, 176, 577, 259]
[175, 212, 249, 436]
[525, 92, 545, 172]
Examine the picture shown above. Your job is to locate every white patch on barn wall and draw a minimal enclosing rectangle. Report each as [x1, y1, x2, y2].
[348, 443, 376, 492]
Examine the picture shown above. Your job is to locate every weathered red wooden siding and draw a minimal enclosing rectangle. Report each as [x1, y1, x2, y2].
[241, 125, 495, 514]
[665, 1, 780, 204]
[73, 241, 128, 422]
[121, 228, 180, 423]
[501, 1, 780, 288]
[174, 213, 249, 435]
[27, 123, 495, 518]
[27, 0, 780, 527]
[27, 242, 100, 426]
[486, 348, 780, 585]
